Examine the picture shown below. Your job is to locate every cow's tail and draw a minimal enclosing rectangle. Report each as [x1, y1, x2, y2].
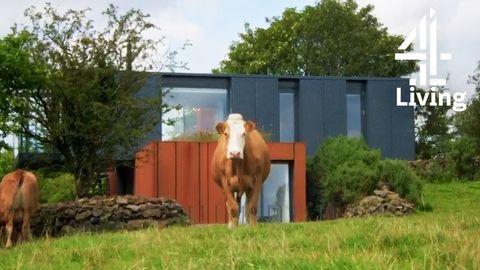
[13, 169, 25, 210]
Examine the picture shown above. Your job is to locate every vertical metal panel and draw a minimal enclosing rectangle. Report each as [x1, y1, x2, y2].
[199, 143, 210, 223]
[132, 141, 309, 224]
[134, 142, 157, 198]
[107, 170, 118, 196]
[324, 79, 347, 138]
[157, 142, 176, 199]
[365, 80, 393, 157]
[298, 79, 324, 155]
[230, 78, 256, 120]
[207, 142, 227, 223]
[175, 142, 200, 223]
[293, 143, 307, 222]
[391, 79, 415, 160]
[254, 78, 280, 140]
[268, 142, 294, 160]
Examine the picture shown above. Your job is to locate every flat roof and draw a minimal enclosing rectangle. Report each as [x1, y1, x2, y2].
[156, 72, 409, 82]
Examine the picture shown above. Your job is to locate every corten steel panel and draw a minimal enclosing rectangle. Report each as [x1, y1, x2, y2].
[157, 142, 176, 199]
[293, 143, 307, 222]
[175, 142, 201, 224]
[208, 142, 227, 223]
[268, 143, 294, 160]
[133, 141, 307, 224]
[199, 143, 209, 223]
[107, 170, 118, 195]
[134, 142, 157, 197]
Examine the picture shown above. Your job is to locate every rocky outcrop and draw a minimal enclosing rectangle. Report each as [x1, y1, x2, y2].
[344, 188, 415, 218]
[30, 195, 191, 237]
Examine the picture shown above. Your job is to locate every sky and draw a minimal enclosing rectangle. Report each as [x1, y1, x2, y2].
[1, 0, 478, 93]
[1, 0, 479, 148]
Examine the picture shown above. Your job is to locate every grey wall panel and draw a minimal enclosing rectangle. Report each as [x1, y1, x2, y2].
[254, 78, 280, 141]
[391, 80, 415, 160]
[298, 80, 324, 155]
[365, 80, 393, 158]
[323, 80, 347, 138]
[230, 78, 256, 121]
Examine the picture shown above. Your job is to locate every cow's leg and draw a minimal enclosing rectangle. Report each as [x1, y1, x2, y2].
[246, 175, 262, 226]
[20, 212, 32, 243]
[222, 178, 239, 229]
[5, 213, 14, 248]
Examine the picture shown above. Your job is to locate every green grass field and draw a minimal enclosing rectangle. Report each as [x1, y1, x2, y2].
[1, 182, 479, 270]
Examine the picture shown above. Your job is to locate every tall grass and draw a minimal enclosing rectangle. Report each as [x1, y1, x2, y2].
[1, 182, 479, 269]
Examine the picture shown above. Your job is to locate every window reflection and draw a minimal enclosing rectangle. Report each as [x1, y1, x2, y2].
[239, 163, 291, 223]
[347, 94, 361, 137]
[161, 88, 227, 140]
[279, 92, 295, 142]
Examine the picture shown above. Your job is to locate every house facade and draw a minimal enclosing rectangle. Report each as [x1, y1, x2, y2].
[141, 73, 414, 158]
[108, 72, 414, 224]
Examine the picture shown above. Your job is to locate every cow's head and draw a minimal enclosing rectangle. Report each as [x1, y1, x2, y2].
[216, 114, 256, 159]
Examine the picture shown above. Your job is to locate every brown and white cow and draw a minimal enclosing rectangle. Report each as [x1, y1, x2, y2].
[0, 169, 39, 248]
[211, 114, 270, 228]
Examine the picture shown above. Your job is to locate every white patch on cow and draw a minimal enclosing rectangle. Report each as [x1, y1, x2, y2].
[226, 113, 246, 159]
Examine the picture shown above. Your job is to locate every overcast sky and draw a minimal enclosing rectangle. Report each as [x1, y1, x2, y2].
[0, 0, 478, 95]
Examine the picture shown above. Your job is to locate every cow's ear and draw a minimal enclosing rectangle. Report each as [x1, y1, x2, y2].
[245, 121, 256, 132]
[216, 122, 226, 134]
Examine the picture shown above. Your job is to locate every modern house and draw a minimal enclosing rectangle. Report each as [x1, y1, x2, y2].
[17, 72, 414, 224]
[108, 72, 414, 224]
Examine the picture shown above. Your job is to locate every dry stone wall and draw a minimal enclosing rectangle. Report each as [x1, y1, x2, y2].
[31, 195, 191, 237]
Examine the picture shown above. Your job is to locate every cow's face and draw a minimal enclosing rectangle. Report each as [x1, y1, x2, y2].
[216, 114, 255, 159]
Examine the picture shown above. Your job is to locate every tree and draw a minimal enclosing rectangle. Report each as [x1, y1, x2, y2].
[415, 86, 453, 159]
[213, 0, 417, 77]
[0, 4, 185, 197]
[456, 62, 480, 142]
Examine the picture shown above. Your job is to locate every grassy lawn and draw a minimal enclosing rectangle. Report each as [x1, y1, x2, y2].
[1, 182, 479, 269]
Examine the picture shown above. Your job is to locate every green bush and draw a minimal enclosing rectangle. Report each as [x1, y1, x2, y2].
[0, 150, 15, 177]
[410, 159, 456, 183]
[446, 136, 480, 181]
[308, 136, 381, 216]
[37, 170, 76, 203]
[307, 136, 424, 219]
[379, 159, 423, 204]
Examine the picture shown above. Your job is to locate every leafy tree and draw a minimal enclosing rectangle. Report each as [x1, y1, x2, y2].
[415, 86, 453, 159]
[214, 0, 417, 77]
[0, 150, 15, 177]
[456, 62, 480, 142]
[0, 4, 185, 197]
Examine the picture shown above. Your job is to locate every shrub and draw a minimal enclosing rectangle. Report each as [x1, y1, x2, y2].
[0, 150, 15, 177]
[308, 136, 381, 216]
[446, 136, 480, 181]
[170, 131, 219, 142]
[37, 170, 76, 203]
[307, 136, 425, 219]
[410, 159, 456, 183]
[379, 160, 423, 204]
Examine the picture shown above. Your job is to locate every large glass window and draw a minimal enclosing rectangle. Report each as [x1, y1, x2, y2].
[239, 163, 291, 223]
[162, 87, 227, 140]
[279, 92, 295, 142]
[347, 94, 362, 137]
